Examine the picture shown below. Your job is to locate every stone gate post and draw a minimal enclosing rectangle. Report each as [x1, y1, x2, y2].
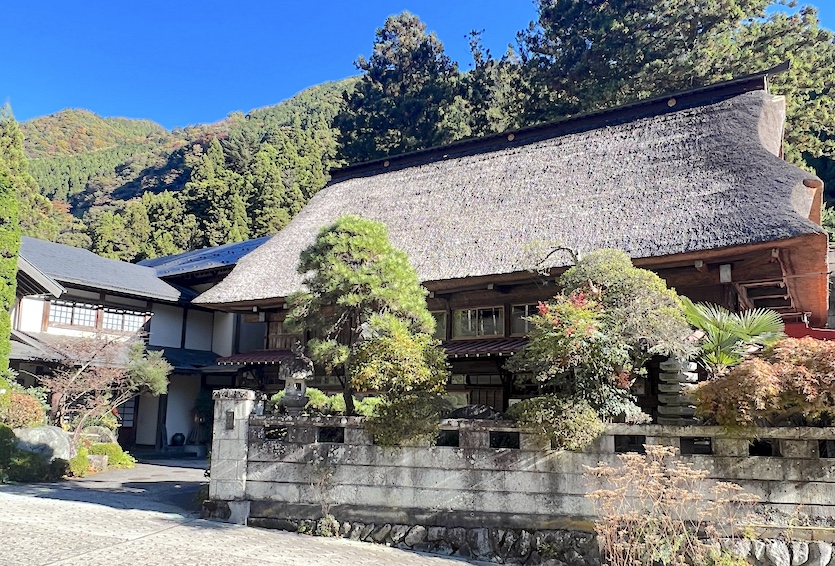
[207, 388, 256, 524]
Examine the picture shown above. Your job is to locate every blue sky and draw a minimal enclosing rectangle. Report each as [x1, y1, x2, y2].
[6, 1, 834, 130]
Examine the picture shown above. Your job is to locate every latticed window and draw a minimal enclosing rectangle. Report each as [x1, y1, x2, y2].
[48, 301, 97, 328]
[102, 309, 147, 332]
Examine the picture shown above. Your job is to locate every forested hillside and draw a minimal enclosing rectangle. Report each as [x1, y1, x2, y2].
[18, 1, 835, 260]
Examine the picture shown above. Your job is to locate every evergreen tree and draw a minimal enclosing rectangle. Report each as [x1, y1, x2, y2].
[0, 107, 24, 371]
[183, 138, 249, 248]
[285, 215, 443, 415]
[334, 12, 462, 164]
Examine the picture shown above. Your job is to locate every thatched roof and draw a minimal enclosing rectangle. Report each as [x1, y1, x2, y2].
[195, 88, 823, 308]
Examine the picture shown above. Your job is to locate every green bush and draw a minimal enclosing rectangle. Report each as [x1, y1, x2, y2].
[0, 374, 12, 418]
[268, 391, 285, 414]
[0, 423, 67, 483]
[315, 514, 340, 537]
[366, 393, 452, 446]
[68, 446, 89, 478]
[3, 392, 46, 428]
[507, 395, 604, 451]
[304, 388, 330, 412]
[88, 442, 136, 468]
[354, 396, 383, 417]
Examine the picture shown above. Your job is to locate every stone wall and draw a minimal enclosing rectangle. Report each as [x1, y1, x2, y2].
[206, 390, 835, 562]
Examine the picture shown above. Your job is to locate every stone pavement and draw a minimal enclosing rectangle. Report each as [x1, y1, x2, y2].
[0, 459, 476, 566]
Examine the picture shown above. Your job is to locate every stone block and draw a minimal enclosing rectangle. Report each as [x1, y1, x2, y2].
[766, 541, 790, 566]
[371, 524, 391, 543]
[460, 430, 489, 449]
[427, 526, 446, 542]
[713, 437, 751, 457]
[344, 427, 373, 446]
[226, 500, 250, 525]
[209, 479, 245, 500]
[404, 525, 427, 547]
[467, 527, 493, 559]
[360, 523, 375, 541]
[781, 440, 818, 459]
[806, 541, 832, 566]
[447, 527, 467, 550]
[791, 541, 809, 565]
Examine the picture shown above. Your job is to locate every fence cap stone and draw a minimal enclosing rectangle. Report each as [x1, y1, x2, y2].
[212, 389, 257, 401]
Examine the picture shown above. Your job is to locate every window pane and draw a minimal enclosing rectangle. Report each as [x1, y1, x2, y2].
[431, 312, 446, 340]
[102, 311, 123, 331]
[453, 310, 477, 337]
[49, 303, 73, 325]
[73, 305, 97, 327]
[479, 308, 503, 336]
[124, 314, 146, 332]
[511, 304, 537, 335]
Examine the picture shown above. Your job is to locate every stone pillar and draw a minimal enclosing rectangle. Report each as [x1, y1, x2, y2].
[208, 389, 256, 524]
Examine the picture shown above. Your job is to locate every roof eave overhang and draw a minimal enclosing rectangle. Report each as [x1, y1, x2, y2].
[17, 256, 65, 298]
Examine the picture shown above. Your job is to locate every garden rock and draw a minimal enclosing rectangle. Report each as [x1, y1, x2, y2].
[467, 528, 493, 558]
[370, 524, 391, 543]
[359, 523, 375, 541]
[806, 542, 832, 566]
[766, 541, 790, 566]
[752, 540, 767, 562]
[389, 524, 409, 545]
[403, 525, 426, 547]
[790, 541, 808, 565]
[721, 538, 751, 559]
[447, 527, 467, 550]
[14, 426, 73, 461]
[427, 526, 446, 542]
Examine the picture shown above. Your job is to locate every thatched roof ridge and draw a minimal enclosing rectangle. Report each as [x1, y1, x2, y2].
[194, 89, 823, 307]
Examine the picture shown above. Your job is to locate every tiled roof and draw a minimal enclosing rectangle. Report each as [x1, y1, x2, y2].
[217, 350, 294, 365]
[443, 338, 529, 358]
[139, 237, 270, 278]
[19, 237, 183, 302]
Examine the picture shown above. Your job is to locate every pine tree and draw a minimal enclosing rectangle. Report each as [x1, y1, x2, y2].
[334, 12, 462, 164]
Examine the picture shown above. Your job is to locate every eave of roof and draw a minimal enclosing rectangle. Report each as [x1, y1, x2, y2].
[19, 237, 183, 303]
[140, 236, 271, 279]
[16, 256, 64, 298]
[217, 350, 294, 365]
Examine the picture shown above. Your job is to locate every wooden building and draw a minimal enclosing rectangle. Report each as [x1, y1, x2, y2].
[194, 68, 828, 412]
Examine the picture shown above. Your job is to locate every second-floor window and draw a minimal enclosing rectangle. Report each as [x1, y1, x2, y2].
[48, 301, 97, 328]
[511, 304, 539, 336]
[452, 307, 504, 338]
[47, 300, 148, 333]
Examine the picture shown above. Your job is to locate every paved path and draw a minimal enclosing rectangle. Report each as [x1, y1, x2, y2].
[0, 459, 474, 566]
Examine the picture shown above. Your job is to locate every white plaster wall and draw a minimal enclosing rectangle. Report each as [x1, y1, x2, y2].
[165, 374, 201, 442]
[238, 319, 266, 353]
[149, 304, 183, 348]
[184, 309, 213, 351]
[17, 297, 45, 332]
[212, 312, 236, 357]
[135, 393, 160, 446]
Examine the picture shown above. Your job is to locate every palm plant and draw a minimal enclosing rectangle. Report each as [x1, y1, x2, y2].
[681, 298, 785, 379]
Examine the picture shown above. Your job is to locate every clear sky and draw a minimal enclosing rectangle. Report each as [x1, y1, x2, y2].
[6, 1, 834, 130]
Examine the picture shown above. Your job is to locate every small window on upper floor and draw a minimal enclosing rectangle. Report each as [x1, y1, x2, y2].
[452, 307, 504, 338]
[102, 309, 147, 333]
[510, 304, 539, 336]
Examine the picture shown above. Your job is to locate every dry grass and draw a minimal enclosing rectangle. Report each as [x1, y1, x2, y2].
[585, 445, 758, 566]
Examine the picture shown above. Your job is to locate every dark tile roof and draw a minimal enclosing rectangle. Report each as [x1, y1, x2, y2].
[19, 237, 183, 302]
[443, 338, 529, 358]
[147, 346, 219, 371]
[195, 87, 823, 307]
[217, 350, 294, 365]
[139, 237, 271, 278]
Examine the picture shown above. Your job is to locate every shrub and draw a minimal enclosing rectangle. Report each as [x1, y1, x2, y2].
[694, 337, 835, 429]
[365, 393, 452, 446]
[68, 446, 89, 478]
[3, 392, 46, 428]
[0, 373, 12, 418]
[268, 391, 285, 414]
[315, 514, 340, 537]
[507, 395, 604, 451]
[88, 442, 135, 468]
[304, 388, 330, 413]
[354, 396, 383, 417]
[0, 423, 66, 483]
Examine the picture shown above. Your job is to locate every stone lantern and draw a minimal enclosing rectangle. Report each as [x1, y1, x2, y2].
[280, 341, 313, 416]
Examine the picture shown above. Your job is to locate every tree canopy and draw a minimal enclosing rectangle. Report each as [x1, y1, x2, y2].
[285, 215, 446, 421]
